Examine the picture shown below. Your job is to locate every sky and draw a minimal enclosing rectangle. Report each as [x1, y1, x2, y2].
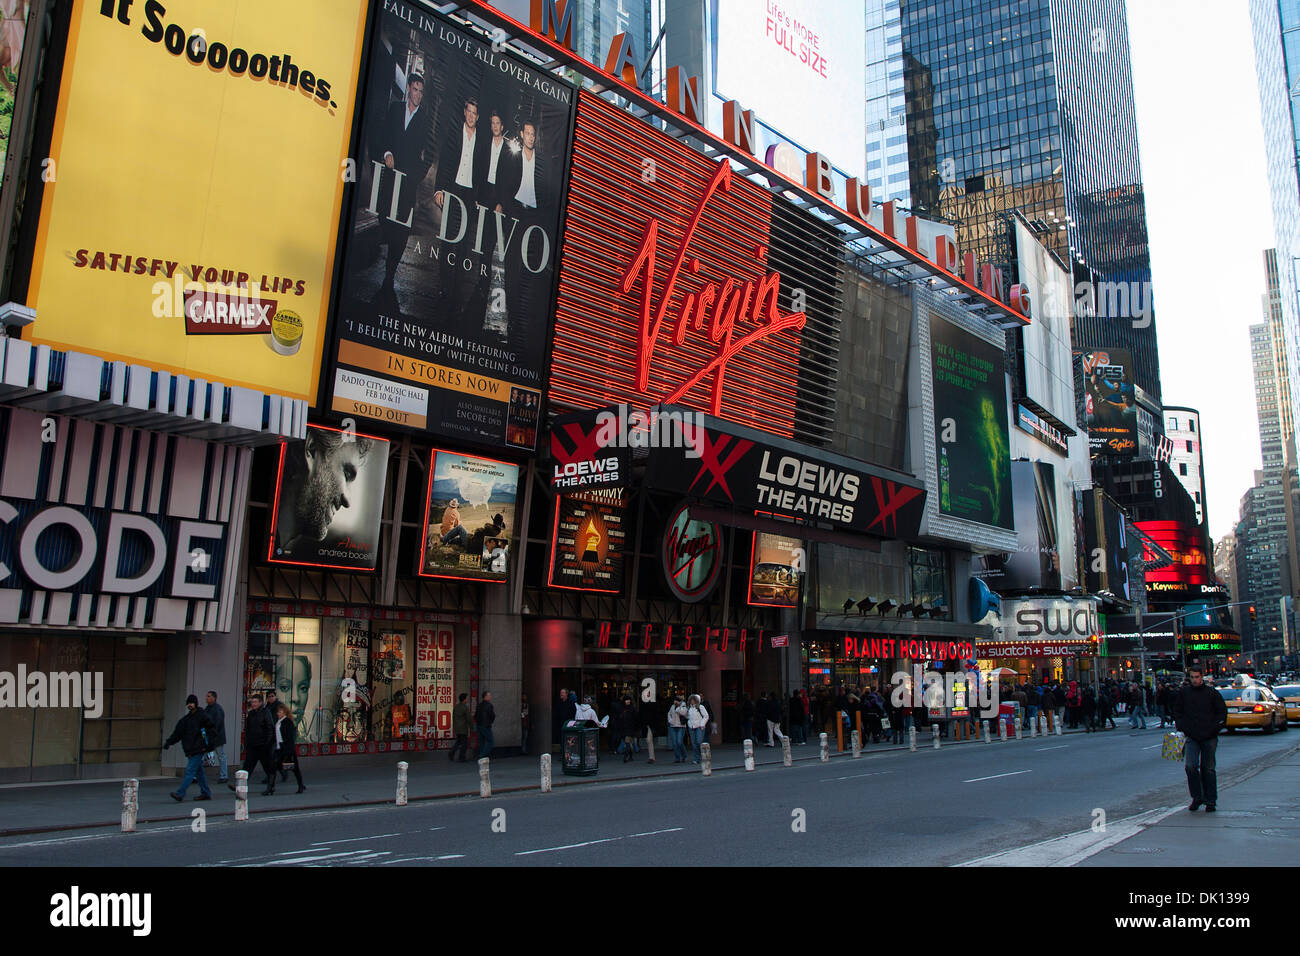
[1127, 0, 1273, 542]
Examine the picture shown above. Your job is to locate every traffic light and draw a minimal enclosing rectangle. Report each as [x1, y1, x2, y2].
[1249, 605, 1257, 623]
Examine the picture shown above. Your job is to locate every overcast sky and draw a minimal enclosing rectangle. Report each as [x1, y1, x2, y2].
[1127, 0, 1273, 542]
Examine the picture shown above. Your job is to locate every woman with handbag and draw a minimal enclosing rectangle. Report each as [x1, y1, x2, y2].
[686, 695, 709, 764]
[272, 702, 306, 795]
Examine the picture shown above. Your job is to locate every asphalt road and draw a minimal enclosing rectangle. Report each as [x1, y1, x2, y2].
[1, 726, 1293, 867]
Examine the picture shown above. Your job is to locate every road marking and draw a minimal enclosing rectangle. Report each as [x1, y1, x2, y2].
[260, 849, 385, 865]
[963, 770, 1032, 783]
[379, 854, 465, 864]
[1034, 746, 1067, 752]
[516, 837, 622, 856]
[821, 771, 893, 782]
[306, 833, 401, 847]
[628, 827, 684, 838]
[1141, 744, 1162, 750]
[955, 805, 1183, 867]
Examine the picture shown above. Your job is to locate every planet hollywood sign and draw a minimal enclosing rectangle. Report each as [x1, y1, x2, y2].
[841, 636, 976, 661]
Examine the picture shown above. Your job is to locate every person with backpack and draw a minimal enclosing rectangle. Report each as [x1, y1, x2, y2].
[163, 694, 217, 802]
[686, 695, 710, 764]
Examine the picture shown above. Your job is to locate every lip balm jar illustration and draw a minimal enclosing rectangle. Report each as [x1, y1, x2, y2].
[269, 310, 304, 355]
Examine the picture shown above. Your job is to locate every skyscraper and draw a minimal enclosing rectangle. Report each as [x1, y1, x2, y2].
[900, 0, 1161, 404]
[1251, 0, 1300, 439]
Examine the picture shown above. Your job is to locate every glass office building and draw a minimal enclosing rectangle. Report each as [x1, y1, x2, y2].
[900, 0, 1161, 404]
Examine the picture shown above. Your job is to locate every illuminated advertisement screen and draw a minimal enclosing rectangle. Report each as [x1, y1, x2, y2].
[975, 460, 1059, 590]
[420, 450, 519, 581]
[1081, 349, 1138, 457]
[549, 91, 844, 442]
[748, 529, 803, 607]
[1083, 490, 1131, 599]
[931, 317, 1012, 529]
[712, 0, 866, 180]
[25, 0, 366, 401]
[547, 488, 628, 593]
[268, 425, 390, 571]
[328, 2, 577, 447]
[1138, 520, 1210, 588]
[1013, 218, 1076, 426]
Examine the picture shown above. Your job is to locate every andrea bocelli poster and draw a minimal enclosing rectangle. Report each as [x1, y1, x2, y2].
[328, 2, 577, 450]
[268, 424, 390, 571]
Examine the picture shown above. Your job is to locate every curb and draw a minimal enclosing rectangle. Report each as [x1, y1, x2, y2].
[0, 724, 1154, 838]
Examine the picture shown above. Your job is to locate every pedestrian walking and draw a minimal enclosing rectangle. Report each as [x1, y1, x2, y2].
[520, 693, 530, 756]
[667, 695, 688, 763]
[163, 694, 217, 802]
[1097, 686, 1116, 729]
[789, 690, 806, 745]
[263, 690, 289, 783]
[1081, 686, 1096, 732]
[203, 690, 227, 783]
[449, 693, 470, 762]
[476, 691, 496, 759]
[1172, 667, 1228, 812]
[230, 694, 276, 795]
[740, 693, 755, 744]
[272, 702, 306, 794]
[762, 691, 786, 746]
[619, 696, 639, 762]
[1065, 680, 1080, 729]
[686, 694, 709, 764]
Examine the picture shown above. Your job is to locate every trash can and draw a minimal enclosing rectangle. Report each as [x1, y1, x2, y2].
[562, 719, 600, 776]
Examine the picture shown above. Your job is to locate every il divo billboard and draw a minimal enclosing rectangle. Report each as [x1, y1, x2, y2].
[548, 91, 842, 441]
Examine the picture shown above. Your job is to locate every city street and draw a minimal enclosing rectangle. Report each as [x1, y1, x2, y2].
[1, 728, 1292, 867]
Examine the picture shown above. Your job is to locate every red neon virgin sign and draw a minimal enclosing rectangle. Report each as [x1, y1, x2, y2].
[620, 161, 807, 414]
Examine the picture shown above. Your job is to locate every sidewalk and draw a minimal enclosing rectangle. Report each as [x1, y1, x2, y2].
[0, 721, 1117, 837]
[1080, 742, 1300, 866]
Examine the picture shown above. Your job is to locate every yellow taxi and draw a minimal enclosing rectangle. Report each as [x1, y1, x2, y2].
[1218, 681, 1290, 733]
[1273, 684, 1300, 724]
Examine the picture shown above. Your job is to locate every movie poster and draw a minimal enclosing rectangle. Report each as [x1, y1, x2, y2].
[1081, 349, 1138, 457]
[374, 631, 406, 681]
[547, 489, 627, 592]
[415, 624, 454, 739]
[244, 654, 276, 700]
[267, 424, 390, 571]
[931, 316, 1012, 529]
[420, 450, 519, 581]
[327, 2, 576, 448]
[748, 530, 803, 607]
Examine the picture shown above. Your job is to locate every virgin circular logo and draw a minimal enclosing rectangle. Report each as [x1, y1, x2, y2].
[662, 502, 721, 603]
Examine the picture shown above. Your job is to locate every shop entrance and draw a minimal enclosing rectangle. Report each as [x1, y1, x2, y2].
[578, 666, 699, 744]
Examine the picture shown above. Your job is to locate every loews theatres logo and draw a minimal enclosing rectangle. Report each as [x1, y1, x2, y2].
[99, 0, 337, 108]
[621, 162, 807, 414]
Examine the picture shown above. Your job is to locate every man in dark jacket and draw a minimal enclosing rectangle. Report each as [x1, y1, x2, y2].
[1172, 667, 1229, 811]
[203, 690, 227, 783]
[229, 694, 275, 794]
[619, 697, 640, 763]
[449, 693, 470, 763]
[476, 691, 496, 759]
[164, 694, 217, 802]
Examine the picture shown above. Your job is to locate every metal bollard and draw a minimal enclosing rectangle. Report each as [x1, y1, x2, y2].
[541, 753, 552, 793]
[819, 732, 829, 762]
[701, 742, 712, 776]
[999, 718, 1007, 742]
[909, 726, 917, 752]
[121, 778, 138, 833]
[234, 769, 249, 822]
[1056, 715, 1064, 736]
[396, 761, 409, 806]
[744, 738, 755, 771]
[1030, 717, 1038, 738]
[782, 736, 792, 767]
[478, 757, 491, 797]
[851, 729, 861, 758]
[932, 724, 941, 749]
[983, 720, 991, 744]
[837, 713, 844, 753]
[646, 729, 655, 764]
[1015, 720, 1023, 740]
